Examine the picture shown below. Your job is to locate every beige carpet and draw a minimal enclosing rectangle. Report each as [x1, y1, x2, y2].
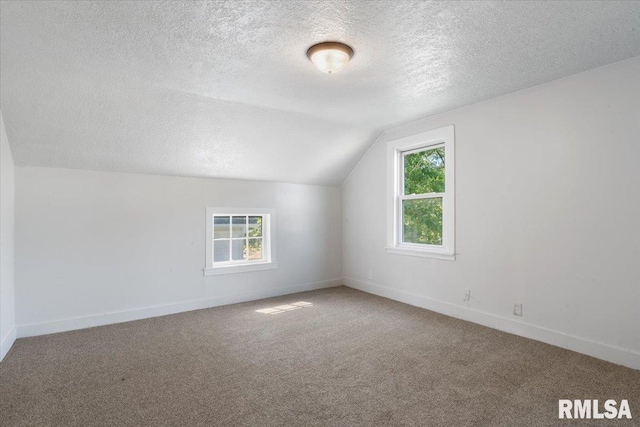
[1, 286, 638, 426]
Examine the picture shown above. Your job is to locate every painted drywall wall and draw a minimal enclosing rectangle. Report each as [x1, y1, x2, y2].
[0, 111, 17, 361]
[15, 168, 341, 335]
[342, 57, 640, 369]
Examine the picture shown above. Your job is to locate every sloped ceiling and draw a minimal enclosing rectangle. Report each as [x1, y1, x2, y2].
[1, 1, 639, 185]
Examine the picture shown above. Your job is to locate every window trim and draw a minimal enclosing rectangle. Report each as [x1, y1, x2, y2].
[204, 208, 277, 276]
[386, 125, 455, 261]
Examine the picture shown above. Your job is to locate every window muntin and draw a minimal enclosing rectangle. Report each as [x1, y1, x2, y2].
[386, 125, 455, 260]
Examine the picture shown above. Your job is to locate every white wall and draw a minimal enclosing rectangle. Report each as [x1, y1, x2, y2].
[0, 111, 17, 361]
[15, 167, 341, 336]
[342, 57, 640, 369]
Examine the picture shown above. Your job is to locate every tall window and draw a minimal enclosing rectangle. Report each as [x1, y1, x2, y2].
[401, 146, 445, 245]
[204, 208, 277, 276]
[387, 125, 455, 260]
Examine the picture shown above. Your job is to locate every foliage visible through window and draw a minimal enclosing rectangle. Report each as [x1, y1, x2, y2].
[213, 215, 264, 263]
[402, 147, 445, 245]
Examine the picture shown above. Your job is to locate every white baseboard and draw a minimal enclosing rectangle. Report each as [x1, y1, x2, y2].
[344, 276, 640, 371]
[17, 279, 342, 339]
[0, 326, 17, 362]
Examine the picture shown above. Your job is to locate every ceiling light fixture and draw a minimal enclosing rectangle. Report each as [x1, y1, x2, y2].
[307, 42, 354, 74]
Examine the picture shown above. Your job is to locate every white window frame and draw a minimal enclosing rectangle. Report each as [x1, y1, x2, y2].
[204, 208, 277, 276]
[386, 125, 455, 261]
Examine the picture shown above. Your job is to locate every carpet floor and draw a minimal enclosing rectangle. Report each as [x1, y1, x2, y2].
[1, 286, 638, 426]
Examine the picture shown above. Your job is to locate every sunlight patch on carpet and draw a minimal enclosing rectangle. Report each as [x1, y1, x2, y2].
[256, 301, 313, 314]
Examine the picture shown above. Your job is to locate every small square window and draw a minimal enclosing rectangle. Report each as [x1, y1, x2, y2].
[204, 209, 277, 276]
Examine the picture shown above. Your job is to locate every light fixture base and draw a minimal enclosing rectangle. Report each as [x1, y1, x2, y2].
[307, 41, 354, 74]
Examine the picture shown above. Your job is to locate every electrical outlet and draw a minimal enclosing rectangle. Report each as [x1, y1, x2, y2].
[463, 289, 471, 302]
[513, 303, 523, 317]
[368, 270, 373, 280]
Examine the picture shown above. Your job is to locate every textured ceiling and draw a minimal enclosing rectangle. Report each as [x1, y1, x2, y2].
[1, 1, 639, 185]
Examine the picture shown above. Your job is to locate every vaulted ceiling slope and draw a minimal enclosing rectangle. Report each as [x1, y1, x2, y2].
[1, 1, 639, 185]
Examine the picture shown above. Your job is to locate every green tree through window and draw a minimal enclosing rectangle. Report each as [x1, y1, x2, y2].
[213, 215, 265, 263]
[402, 147, 445, 245]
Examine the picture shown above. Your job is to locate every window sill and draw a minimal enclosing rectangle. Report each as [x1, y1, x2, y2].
[385, 247, 455, 261]
[203, 262, 278, 276]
